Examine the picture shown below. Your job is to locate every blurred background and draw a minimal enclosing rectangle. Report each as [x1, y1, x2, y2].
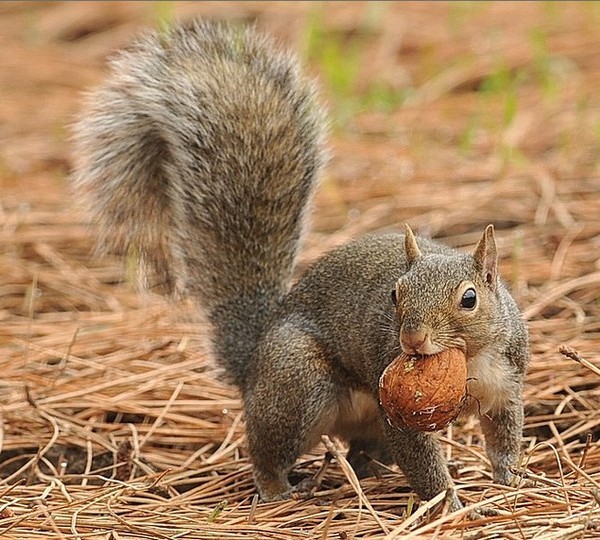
[3, 2, 600, 273]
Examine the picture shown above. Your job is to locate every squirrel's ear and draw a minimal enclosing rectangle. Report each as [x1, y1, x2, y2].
[473, 224, 498, 289]
[404, 223, 422, 265]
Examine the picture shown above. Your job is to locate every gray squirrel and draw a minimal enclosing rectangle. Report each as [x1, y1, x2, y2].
[71, 20, 529, 511]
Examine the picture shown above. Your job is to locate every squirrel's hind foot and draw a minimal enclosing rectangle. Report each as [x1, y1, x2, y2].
[257, 452, 333, 502]
[289, 451, 333, 500]
[288, 477, 321, 500]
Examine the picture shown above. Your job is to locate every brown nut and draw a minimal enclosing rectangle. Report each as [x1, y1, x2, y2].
[379, 348, 467, 432]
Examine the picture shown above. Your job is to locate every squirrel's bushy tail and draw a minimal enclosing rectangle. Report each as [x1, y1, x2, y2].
[71, 21, 327, 389]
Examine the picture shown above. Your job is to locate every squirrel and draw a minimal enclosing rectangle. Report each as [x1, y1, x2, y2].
[70, 20, 529, 511]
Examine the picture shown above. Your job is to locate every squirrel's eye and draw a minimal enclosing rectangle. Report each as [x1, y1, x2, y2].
[460, 288, 477, 310]
[390, 289, 398, 306]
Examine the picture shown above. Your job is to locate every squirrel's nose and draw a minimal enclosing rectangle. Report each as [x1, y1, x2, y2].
[400, 328, 432, 355]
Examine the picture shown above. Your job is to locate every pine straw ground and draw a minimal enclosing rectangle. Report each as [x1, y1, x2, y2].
[1, 2, 600, 539]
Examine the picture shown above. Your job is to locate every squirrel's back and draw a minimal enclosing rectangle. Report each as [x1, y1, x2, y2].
[71, 21, 327, 388]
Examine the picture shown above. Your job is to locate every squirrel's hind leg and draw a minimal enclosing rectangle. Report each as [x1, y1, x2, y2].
[347, 437, 393, 479]
[244, 322, 338, 502]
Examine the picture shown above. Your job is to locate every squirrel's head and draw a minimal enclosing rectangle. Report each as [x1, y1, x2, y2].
[391, 224, 500, 358]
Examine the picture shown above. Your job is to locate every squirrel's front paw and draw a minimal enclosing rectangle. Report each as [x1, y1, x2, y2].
[467, 506, 500, 520]
[426, 491, 500, 521]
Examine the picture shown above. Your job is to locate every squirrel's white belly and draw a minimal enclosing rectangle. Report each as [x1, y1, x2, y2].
[330, 389, 381, 441]
[462, 346, 516, 417]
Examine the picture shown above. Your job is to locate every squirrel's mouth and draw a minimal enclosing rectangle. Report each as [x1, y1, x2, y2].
[400, 344, 468, 360]
[400, 345, 444, 357]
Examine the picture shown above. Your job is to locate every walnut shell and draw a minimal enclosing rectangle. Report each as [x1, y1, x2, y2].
[379, 348, 467, 432]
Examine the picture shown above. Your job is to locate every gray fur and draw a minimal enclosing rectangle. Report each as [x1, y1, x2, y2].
[71, 20, 326, 388]
[71, 20, 529, 511]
